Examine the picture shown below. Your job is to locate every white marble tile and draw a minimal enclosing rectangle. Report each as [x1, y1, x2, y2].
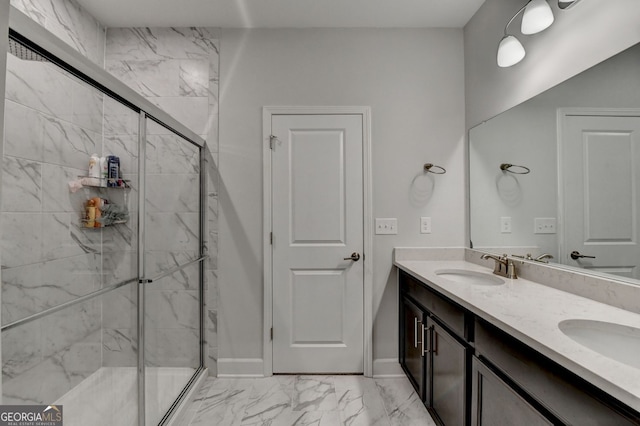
[42, 115, 98, 169]
[143, 251, 199, 289]
[2, 321, 42, 379]
[44, 0, 103, 64]
[334, 376, 390, 426]
[2, 254, 100, 324]
[145, 173, 199, 213]
[145, 133, 199, 174]
[2, 156, 42, 212]
[103, 96, 139, 135]
[180, 59, 209, 97]
[1, 213, 43, 268]
[206, 269, 219, 310]
[101, 328, 137, 367]
[144, 328, 199, 368]
[147, 96, 210, 135]
[10, 0, 48, 26]
[4, 100, 45, 162]
[190, 378, 254, 426]
[106, 27, 218, 61]
[239, 376, 291, 425]
[375, 378, 436, 426]
[41, 163, 86, 213]
[101, 283, 137, 329]
[5, 57, 74, 119]
[146, 289, 199, 329]
[206, 309, 218, 350]
[101, 249, 137, 285]
[145, 212, 199, 252]
[106, 59, 180, 97]
[71, 81, 103, 133]
[292, 376, 338, 412]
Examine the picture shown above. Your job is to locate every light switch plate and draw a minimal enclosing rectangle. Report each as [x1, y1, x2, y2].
[534, 217, 556, 234]
[376, 218, 398, 235]
[420, 217, 431, 234]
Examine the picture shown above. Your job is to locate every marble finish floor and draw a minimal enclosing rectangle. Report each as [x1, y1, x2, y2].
[180, 375, 436, 426]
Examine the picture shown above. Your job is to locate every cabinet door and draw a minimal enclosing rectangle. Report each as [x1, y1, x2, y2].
[471, 357, 552, 426]
[401, 297, 426, 400]
[430, 319, 467, 426]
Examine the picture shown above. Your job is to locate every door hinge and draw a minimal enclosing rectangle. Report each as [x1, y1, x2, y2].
[269, 135, 277, 150]
[270, 327, 273, 340]
[270, 232, 273, 245]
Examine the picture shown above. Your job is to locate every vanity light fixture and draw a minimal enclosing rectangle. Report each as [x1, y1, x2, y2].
[558, 0, 583, 9]
[497, 0, 554, 68]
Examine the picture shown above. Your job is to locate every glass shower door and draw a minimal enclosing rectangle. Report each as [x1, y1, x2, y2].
[142, 118, 202, 425]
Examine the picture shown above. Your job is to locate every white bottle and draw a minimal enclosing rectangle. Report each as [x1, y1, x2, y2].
[100, 156, 108, 187]
[89, 154, 100, 177]
[88, 154, 100, 186]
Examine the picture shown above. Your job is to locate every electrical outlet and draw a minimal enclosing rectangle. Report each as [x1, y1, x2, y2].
[420, 217, 432, 234]
[534, 217, 556, 234]
[500, 217, 512, 233]
[376, 218, 398, 235]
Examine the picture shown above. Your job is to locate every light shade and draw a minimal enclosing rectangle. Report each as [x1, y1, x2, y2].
[497, 35, 526, 67]
[521, 0, 554, 35]
[558, 0, 582, 9]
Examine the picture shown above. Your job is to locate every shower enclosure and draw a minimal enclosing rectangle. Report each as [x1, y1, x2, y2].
[0, 7, 207, 426]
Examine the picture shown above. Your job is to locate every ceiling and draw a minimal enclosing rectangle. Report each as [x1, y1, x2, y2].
[74, 0, 486, 29]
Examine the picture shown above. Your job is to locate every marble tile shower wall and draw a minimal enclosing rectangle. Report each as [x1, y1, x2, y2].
[2, 0, 111, 404]
[105, 27, 219, 373]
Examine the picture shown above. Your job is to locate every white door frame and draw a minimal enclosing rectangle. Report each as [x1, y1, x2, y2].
[262, 106, 373, 377]
[557, 107, 640, 264]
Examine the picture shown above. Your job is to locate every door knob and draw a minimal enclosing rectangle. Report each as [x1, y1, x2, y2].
[570, 251, 596, 260]
[343, 252, 361, 261]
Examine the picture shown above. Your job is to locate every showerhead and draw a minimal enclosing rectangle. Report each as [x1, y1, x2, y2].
[8, 37, 48, 62]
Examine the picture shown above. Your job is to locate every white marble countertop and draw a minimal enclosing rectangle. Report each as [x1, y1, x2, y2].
[394, 258, 640, 411]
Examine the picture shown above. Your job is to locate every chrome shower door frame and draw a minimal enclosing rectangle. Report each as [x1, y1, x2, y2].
[4, 6, 208, 426]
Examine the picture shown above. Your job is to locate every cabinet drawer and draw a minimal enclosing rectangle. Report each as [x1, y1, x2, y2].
[475, 319, 640, 425]
[402, 272, 465, 338]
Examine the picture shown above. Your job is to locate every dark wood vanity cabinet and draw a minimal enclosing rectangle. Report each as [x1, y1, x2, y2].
[400, 296, 426, 399]
[399, 271, 469, 426]
[398, 269, 640, 426]
[471, 356, 552, 426]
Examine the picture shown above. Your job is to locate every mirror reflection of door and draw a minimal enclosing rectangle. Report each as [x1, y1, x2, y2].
[560, 111, 640, 278]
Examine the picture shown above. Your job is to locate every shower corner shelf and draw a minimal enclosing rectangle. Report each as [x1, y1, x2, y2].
[78, 219, 128, 230]
[79, 176, 130, 189]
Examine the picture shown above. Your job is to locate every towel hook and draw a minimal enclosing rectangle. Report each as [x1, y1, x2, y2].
[424, 163, 446, 174]
[500, 163, 530, 174]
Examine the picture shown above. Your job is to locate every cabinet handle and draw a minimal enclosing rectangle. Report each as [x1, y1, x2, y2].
[432, 326, 438, 356]
[414, 318, 420, 348]
[422, 323, 430, 356]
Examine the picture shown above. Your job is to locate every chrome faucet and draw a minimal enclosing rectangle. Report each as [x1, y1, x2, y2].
[534, 253, 554, 263]
[481, 253, 518, 279]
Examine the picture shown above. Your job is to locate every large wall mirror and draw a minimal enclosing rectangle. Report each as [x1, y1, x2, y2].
[469, 42, 640, 284]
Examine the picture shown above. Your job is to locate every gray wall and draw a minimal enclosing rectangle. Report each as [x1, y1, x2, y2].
[217, 28, 466, 370]
[464, 0, 640, 129]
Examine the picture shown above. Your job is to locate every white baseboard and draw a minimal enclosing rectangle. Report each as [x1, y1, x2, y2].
[217, 358, 265, 377]
[372, 358, 404, 378]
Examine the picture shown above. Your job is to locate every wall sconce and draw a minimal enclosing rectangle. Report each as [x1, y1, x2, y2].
[497, 0, 554, 67]
[497, 0, 585, 68]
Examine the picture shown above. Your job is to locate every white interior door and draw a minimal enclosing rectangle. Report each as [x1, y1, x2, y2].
[561, 114, 640, 278]
[271, 114, 364, 373]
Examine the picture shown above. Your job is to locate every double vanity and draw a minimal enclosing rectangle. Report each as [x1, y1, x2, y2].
[395, 248, 640, 425]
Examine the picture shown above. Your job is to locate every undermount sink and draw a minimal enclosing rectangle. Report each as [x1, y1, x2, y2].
[558, 319, 640, 369]
[435, 269, 505, 286]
